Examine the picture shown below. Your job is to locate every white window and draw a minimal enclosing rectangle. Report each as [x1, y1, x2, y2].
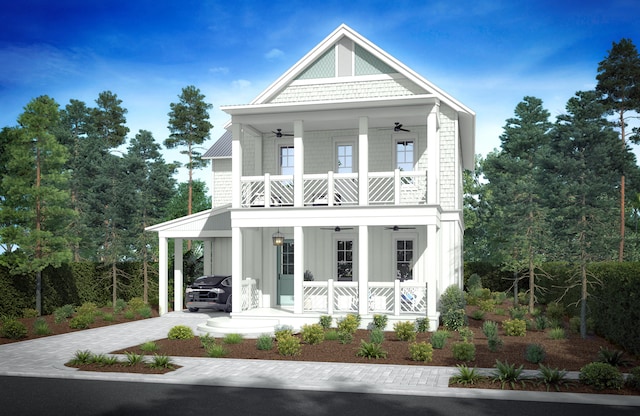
[279, 145, 294, 175]
[396, 239, 413, 281]
[336, 144, 353, 173]
[336, 239, 353, 281]
[396, 139, 414, 172]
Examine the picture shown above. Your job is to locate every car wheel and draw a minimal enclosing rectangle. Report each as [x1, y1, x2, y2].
[225, 297, 232, 313]
[188, 307, 199, 312]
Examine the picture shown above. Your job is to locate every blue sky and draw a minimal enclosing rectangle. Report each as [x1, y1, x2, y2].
[2, 0, 639, 189]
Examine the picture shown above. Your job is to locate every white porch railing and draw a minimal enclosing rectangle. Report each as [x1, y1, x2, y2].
[240, 170, 426, 208]
[303, 279, 427, 315]
[241, 278, 260, 311]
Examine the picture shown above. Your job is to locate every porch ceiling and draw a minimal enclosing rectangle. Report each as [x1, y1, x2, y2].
[222, 95, 437, 134]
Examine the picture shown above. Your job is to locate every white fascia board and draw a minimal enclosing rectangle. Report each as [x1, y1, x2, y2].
[145, 205, 231, 232]
[230, 205, 442, 228]
[157, 230, 232, 239]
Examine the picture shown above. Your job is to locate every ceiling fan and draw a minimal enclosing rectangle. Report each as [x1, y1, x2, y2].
[385, 226, 416, 231]
[393, 122, 410, 132]
[272, 129, 293, 138]
[321, 226, 354, 232]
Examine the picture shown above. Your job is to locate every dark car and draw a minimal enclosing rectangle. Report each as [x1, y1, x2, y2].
[185, 275, 232, 312]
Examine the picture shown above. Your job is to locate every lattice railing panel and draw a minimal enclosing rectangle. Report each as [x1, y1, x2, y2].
[367, 286, 394, 313]
[333, 285, 359, 312]
[334, 176, 358, 205]
[400, 285, 427, 313]
[271, 178, 294, 206]
[368, 175, 394, 205]
[303, 285, 328, 312]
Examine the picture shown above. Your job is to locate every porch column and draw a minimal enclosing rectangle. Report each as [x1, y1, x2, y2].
[293, 120, 304, 207]
[427, 103, 440, 205]
[358, 116, 369, 206]
[293, 226, 304, 314]
[203, 239, 213, 275]
[231, 122, 243, 209]
[426, 224, 439, 324]
[358, 225, 369, 316]
[174, 238, 183, 312]
[158, 236, 168, 315]
[231, 227, 243, 314]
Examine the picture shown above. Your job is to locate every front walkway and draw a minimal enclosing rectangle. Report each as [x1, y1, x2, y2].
[0, 311, 638, 406]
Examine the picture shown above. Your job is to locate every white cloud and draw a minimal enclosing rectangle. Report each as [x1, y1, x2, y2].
[209, 66, 229, 75]
[264, 48, 284, 60]
[231, 79, 252, 89]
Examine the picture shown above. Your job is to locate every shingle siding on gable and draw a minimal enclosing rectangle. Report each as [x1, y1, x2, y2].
[269, 78, 427, 104]
[439, 105, 457, 210]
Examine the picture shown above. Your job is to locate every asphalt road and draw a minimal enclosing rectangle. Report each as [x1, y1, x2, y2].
[1, 376, 637, 416]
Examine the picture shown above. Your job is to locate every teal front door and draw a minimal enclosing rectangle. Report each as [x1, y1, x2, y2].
[277, 240, 294, 306]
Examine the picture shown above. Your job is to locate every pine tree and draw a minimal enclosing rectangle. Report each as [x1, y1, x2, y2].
[0, 96, 76, 314]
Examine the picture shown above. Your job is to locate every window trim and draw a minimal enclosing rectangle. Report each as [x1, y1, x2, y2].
[393, 136, 416, 172]
[393, 234, 416, 281]
[277, 141, 294, 176]
[333, 234, 357, 281]
[333, 137, 357, 173]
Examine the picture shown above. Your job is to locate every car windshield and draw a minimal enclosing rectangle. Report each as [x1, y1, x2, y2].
[193, 276, 228, 286]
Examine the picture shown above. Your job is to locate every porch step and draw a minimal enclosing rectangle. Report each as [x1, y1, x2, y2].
[197, 316, 280, 338]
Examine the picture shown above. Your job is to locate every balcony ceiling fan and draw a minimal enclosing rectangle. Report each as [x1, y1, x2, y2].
[378, 122, 410, 132]
[321, 226, 353, 232]
[272, 129, 293, 137]
[385, 225, 415, 231]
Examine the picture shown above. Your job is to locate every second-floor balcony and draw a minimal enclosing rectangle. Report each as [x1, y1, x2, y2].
[241, 169, 427, 208]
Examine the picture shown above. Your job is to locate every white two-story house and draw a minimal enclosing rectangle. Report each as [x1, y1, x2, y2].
[148, 24, 475, 332]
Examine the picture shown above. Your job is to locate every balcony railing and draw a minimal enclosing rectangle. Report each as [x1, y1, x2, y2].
[302, 279, 427, 315]
[240, 170, 427, 208]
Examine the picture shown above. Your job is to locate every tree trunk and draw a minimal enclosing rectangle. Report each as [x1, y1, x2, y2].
[619, 109, 625, 262]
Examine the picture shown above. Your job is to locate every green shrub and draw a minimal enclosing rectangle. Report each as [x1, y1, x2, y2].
[256, 334, 274, 350]
[206, 344, 229, 358]
[33, 318, 51, 335]
[494, 307, 506, 316]
[545, 302, 565, 321]
[626, 366, 640, 390]
[458, 327, 474, 342]
[372, 314, 388, 330]
[534, 315, 549, 331]
[319, 315, 332, 329]
[124, 309, 135, 320]
[337, 330, 353, 344]
[467, 273, 483, 291]
[22, 308, 39, 318]
[277, 333, 301, 356]
[537, 364, 572, 392]
[579, 362, 624, 390]
[136, 306, 153, 318]
[222, 333, 244, 344]
[0, 319, 27, 339]
[450, 364, 482, 385]
[337, 314, 360, 334]
[478, 299, 495, 312]
[482, 320, 499, 338]
[76, 302, 98, 317]
[324, 330, 339, 341]
[525, 343, 546, 364]
[547, 327, 566, 340]
[487, 335, 503, 352]
[430, 330, 450, 349]
[492, 360, 526, 389]
[167, 325, 194, 340]
[69, 350, 93, 365]
[199, 334, 216, 350]
[369, 328, 385, 344]
[440, 285, 466, 318]
[503, 319, 526, 336]
[127, 297, 146, 311]
[274, 325, 294, 342]
[492, 291, 507, 303]
[147, 354, 174, 369]
[508, 306, 527, 320]
[596, 347, 632, 367]
[415, 318, 430, 333]
[69, 313, 93, 329]
[114, 298, 127, 313]
[53, 304, 75, 324]
[442, 308, 467, 331]
[452, 341, 476, 362]
[102, 313, 115, 322]
[393, 321, 416, 342]
[356, 340, 387, 359]
[124, 352, 145, 366]
[140, 341, 159, 353]
[470, 310, 485, 321]
[409, 342, 433, 362]
[300, 324, 324, 345]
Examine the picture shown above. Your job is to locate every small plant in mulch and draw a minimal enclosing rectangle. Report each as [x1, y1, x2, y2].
[256, 334, 274, 351]
[536, 364, 573, 392]
[450, 365, 482, 385]
[491, 360, 527, 390]
[223, 333, 244, 344]
[140, 341, 160, 353]
[167, 325, 194, 340]
[356, 340, 387, 359]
